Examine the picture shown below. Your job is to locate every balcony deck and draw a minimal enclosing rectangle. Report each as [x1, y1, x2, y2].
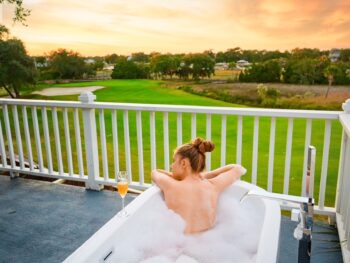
[0, 175, 342, 263]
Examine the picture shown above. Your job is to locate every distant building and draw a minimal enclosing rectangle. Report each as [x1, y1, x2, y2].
[103, 62, 114, 70]
[34, 59, 48, 68]
[84, 58, 96, 64]
[214, 62, 229, 70]
[236, 60, 251, 69]
[329, 49, 341, 62]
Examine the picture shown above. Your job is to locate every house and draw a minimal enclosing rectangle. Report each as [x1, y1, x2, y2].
[84, 58, 96, 64]
[236, 59, 251, 69]
[34, 60, 48, 68]
[329, 49, 341, 62]
[103, 62, 114, 70]
[214, 62, 229, 70]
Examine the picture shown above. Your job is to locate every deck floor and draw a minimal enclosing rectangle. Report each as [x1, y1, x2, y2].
[0, 175, 343, 263]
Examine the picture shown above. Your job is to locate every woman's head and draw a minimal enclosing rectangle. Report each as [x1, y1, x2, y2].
[172, 138, 215, 179]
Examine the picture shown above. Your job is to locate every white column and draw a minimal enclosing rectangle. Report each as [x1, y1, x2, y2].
[79, 92, 102, 190]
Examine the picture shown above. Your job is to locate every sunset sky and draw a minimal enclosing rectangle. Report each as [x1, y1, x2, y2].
[1, 0, 350, 56]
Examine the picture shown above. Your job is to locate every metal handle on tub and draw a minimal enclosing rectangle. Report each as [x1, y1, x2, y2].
[240, 146, 316, 263]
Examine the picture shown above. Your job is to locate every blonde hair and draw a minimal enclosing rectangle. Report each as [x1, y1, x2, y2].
[175, 137, 215, 173]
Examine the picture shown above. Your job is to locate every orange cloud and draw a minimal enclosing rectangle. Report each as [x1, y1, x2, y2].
[222, 0, 350, 46]
[2, 0, 349, 55]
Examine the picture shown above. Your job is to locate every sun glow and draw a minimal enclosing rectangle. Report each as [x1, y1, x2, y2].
[1, 0, 349, 56]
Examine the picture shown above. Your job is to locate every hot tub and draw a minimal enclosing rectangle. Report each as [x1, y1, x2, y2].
[64, 180, 281, 263]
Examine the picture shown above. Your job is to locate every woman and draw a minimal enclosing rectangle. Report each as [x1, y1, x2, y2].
[152, 137, 246, 234]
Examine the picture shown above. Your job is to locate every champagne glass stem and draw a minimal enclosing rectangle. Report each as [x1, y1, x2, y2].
[122, 197, 125, 213]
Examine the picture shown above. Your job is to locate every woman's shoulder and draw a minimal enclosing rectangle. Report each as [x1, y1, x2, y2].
[152, 169, 180, 191]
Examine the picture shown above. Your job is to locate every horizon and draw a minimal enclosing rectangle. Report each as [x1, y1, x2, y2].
[1, 0, 350, 56]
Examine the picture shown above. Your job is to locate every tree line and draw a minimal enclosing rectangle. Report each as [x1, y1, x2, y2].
[1, 0, 350, 99]
[239, 53, 350, 86]
[1, 23, 350, 98]
[110, 48, 350, 86]
[111, 53, 215, 80]
[33, 47, 350, 84]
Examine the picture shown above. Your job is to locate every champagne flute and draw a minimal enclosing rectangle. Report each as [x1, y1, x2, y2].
[117, 171, 129, 217]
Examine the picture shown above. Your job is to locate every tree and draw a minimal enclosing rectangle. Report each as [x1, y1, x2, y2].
[339, 49, 350, 62]
[324, 64, 341, 98]
[131, 52, 149, 63]
[105, 53, 120, 64]
[0, 38, 36, 98]
[0, 25, 9, 39]
[332, 62, 350, 85]
[88, 57, 105, 71]
[263, 60, 281, 82]
[0, 2, 34, 97]
[177, 61, 191, 80]
[283, 58, 328, 85]
[47, 49, 88, 79]
[239, 60, 281, 83]
[291, 48, 325, 59]
[0, 0, 31, 25]
[228, 62, 236, 69]
[150, 54, 180, 79]
[215, 51, 226, 63]
[257, 84, 280, 106]
[203, 49, 215, 59]
[183, 53, 215, 80]
[111, 59, 148, 79]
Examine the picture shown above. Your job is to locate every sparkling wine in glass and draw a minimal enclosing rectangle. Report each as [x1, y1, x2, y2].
[117, 171, 129, 217]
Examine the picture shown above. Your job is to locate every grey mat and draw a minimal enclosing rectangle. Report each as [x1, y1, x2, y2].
[0, 176, 135, 263]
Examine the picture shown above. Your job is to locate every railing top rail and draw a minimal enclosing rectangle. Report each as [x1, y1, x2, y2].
[340, 113, 350, 137]
[0, 98, 340, 119]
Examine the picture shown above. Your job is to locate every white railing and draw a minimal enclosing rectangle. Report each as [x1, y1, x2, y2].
[1, 92, 349, 259]
[336, 100, 350, 262]
[0, 93, 341, 196]
[0, 93, 340, 198]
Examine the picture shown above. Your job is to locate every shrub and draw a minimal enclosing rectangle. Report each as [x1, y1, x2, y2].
[111, 59, 148, 79]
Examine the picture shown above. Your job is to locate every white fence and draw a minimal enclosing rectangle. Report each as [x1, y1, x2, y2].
[337, 102, 350, 261]
[0, 92, 349, 260]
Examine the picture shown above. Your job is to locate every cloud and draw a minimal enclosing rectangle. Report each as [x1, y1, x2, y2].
[4, 0, 350, 55]
[221, 0, 350, 42]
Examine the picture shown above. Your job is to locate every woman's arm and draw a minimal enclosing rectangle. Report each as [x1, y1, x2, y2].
[156, 169, 173, 177]
[207, 164, 246, 193]
[201, 164, 236, 179]
[151, 169, 175, 190]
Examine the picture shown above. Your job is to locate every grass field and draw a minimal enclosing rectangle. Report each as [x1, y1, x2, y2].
[5, 79, 342, 207]
[211, 70, 241, 80]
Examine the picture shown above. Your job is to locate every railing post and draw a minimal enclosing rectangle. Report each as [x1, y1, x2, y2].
[335, 131, 346, 214]
[336, 99, 350, 211]
[335, 99, 350, 261]
[79, 92, 103, 191]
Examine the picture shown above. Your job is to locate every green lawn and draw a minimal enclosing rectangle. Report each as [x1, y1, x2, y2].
[7, 80, 342, 207]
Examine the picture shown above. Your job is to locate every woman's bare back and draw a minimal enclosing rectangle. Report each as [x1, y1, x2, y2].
[162, 179, 219, 234]
[152, 163, 246, 234]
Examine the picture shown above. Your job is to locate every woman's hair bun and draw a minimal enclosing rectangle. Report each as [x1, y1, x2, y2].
[192, 137, 215, 154]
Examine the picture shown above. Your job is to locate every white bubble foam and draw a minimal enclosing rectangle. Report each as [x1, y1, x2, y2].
[112, 186, 263, 263]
